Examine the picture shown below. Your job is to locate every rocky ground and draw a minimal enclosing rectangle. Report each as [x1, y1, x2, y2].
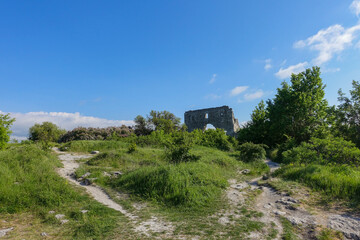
[16, 148, 355, 239]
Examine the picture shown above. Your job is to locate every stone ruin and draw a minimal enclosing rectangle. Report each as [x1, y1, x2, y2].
[184, 106, 240, 136]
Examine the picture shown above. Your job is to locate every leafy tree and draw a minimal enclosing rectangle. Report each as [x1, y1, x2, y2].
[333, 80, 360, 147]
[29, 122, 66, 143]
[147, 110, 181, 133]
[134, 110, 181, 135]
[266, 66, 329, 146]
[134, 115, 152, 136]
[0, 113, 15, 150]
[237, 100, 270, 145]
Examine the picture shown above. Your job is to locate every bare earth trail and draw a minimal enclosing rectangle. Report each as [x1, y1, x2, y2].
[54, 148, 360, 239]
[54, 148, 174, 239]
[250, 159, 360, 239]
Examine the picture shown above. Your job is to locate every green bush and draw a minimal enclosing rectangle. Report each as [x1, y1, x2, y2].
[112, 161, 227, 207]
[29, 122, 66, 143]
[238, 142, 266, 162]
[282, 137, 360, 166]
[197, 129, 233, 151]
[165, 132, 199, 164]
[127, 143, 137, 153]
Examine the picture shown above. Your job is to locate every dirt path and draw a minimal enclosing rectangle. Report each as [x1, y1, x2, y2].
[252, 159, 360, 239]
[54, 148, 174, 239]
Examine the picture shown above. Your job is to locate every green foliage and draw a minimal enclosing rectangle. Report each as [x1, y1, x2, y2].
[112, 162, 227, 207]
[282, 137, 360, 166]
[237, 100, 270, 145]
[267, 67, 329, 145]
[29, 122, 66, 143]
[238, 142, 266, 162]
[0, 113, 15, 150]
[333, 80, 360, 147]
[59, 126, 132, 142]
[165, 132, 199, 164]
[198, 128, 234, 151]
[238, 67, 329, 148]
[274, 164, 360, 203]
[60, 140, 129, 153]
[127, 142, 137, 153]
[134, 110, 181, 136]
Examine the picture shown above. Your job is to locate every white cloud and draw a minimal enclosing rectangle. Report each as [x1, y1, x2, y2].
[264, 59, 272, 70]
[0, 111, 134, 140]
[275, 62, 308, 79]
[356, 40, 360, 48]
[294, 24, 360, 65]
[243, 90, 264, 101]
[230, 86, 249, 96]
[350, 0, 360, 17]
[322, 67, 341, 73]
[209, 74, 217, 84]
[204, 94, 221, 100]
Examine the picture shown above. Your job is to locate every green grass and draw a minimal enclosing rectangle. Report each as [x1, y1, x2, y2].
[274, 164, 360, 204]
[0, 144, 125, 239]
[280, 217, 298, 240]
[60, 140, 130, 153]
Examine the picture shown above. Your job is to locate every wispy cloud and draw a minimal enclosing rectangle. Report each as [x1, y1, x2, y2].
[264, 59, 272, 70]
[275, 62, 308, 79]
[350, 0, 360, 17]
[294, 24, 360, 65]
[244, 90, 264, 101]
[230, 86, 249, 96]
[204, 94, 221, 100]
[209, 74, 217, 84]
[264, 58, 272, 71]
[0, 111, 134, 140]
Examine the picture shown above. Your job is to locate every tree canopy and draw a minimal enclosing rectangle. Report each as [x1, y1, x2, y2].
[0, 113, 15, 150]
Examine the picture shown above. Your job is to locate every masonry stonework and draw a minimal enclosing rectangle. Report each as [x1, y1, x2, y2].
[184, 106, 240, 136]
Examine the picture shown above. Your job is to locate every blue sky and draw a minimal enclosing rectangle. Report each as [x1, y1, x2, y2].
[1, 0, 360, 139]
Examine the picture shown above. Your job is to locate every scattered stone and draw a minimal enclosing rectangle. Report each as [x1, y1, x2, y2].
[82, 178, 97, 186]
[48, 210, 55, 214]
[60, 219, 69, 224]
[0, 227, 14, 237]
[80, 172, 91, 179]
[14, 182, 19, 185]
[103, 171, 111, 177]
[276, 197, 299, 206]
[285, 205, 297, 211]
[240, 169, 251, 174]
[80, 210, 88, 214]
[262, 175, 269, 180]
[232, 182, 248, 190]
[328, 215, 360, 240]
[55, 214, 65, 219]
[218, 216, 230, 225]
[111, 171, 123, 177]
[273, 210, 286, 216]
[91, 151, 100, 154]
[40, 232, 48, 237]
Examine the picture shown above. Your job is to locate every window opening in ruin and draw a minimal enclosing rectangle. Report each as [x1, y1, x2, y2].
[205, 124, 216, 130]
[205, 113, 208, 119]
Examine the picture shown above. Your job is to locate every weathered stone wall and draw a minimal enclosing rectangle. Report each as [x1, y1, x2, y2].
[184, 106, 240, 136]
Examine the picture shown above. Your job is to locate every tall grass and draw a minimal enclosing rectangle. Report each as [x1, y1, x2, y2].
[112, 161, 228, 207]
[0, 144, 121, 239]
[61, 140, 129, 153]
[0, 145, 80, 213]
[275, 164, 360, 202]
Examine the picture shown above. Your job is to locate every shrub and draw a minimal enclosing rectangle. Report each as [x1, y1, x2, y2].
[193, 129, 234, 151]
[59, 126, 133, 142]
[127, 143, 137, 153]
[165, 132, 198, 163]
[238, 142, 266, 162]
[29, 122, 66, 143]
[0, 113, 15, 150]
[282, 137, 360, 166]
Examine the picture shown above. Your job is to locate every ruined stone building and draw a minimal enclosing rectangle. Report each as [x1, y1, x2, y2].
[184, 106, 240, 136]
